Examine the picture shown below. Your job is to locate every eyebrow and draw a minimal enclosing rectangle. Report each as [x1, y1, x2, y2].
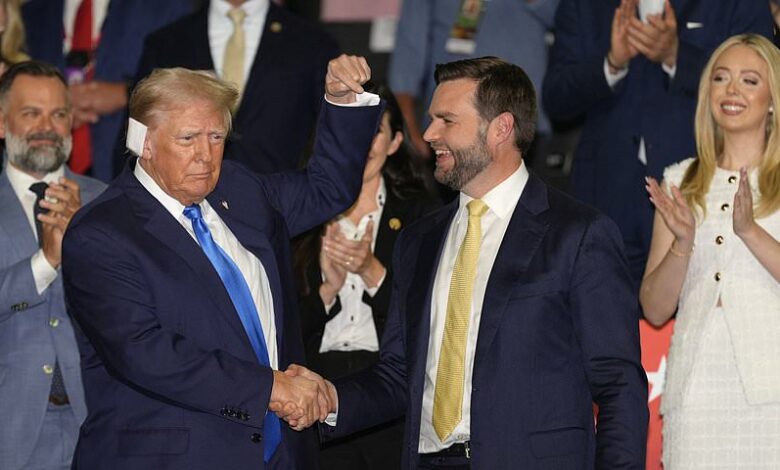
[430, 111, 457, 120]
[713, 66, 763, 76]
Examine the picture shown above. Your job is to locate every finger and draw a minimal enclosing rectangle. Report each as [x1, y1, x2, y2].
[646, 13, 667, 32]
[357, 56, 372, 84]
[362, 221, 375, 244]
[58, 176, 82, 196]
[626, 35, 654, 59]
[666, 185, 685, 211]
[664, 0, 677, 28]
[627, 20, 658, 44]
[39, 198, 70, 216]
[44, 184, 76, 204]
[37, 212, 68, 231]
[336, 57, 366, 94]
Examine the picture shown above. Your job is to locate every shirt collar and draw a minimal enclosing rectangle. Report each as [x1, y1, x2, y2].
[5, 158, 66, 198]
[376, 176, 387, 208]
[133, 159, 189, 220]
[457, 160, 529, 219]
[210, 0, 268, 20]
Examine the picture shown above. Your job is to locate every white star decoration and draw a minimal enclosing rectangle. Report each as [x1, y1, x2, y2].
[646, 356, 667, 403]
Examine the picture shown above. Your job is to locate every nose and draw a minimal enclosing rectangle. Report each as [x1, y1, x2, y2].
[194, 136, 213, 163]
[422, 121, 438, 144]
[726, 78, 739, 96]
[36, 113, 55, 133]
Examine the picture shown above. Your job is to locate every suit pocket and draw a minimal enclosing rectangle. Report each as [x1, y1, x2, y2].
[529, 426, 586, 458]
[117, 427, 189, 456]
[509, 275, 562, 299]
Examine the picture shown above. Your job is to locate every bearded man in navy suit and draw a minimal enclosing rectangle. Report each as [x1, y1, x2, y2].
[61, 54, 381, 469]
[284, 57, 648, 469]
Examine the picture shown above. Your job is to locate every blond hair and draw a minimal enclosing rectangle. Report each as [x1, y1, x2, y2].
[2, 0, 29, 64]
[129, 68, 239, 133]
[683, 34, 780, 219]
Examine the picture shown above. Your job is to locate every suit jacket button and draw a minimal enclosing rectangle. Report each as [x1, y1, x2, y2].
[251, 433, 262, 443]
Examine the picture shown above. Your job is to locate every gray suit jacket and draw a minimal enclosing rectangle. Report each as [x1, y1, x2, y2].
[0, 160, 105, 469]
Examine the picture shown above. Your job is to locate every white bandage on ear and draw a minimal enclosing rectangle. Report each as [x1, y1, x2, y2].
[126, 118, 148, 156]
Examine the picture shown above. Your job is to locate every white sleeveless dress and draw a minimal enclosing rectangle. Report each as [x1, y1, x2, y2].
[661, 159, 780, 469]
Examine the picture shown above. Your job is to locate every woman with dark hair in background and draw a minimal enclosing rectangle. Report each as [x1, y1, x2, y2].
[293, 84, 439, 470]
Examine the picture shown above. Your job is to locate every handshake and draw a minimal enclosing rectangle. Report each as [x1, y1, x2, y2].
[269, 364, 337, 431]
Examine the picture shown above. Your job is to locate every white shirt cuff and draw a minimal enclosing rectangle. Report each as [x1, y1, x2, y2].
[363, 269, 387, 297]
[324, 411, 338, 427]
[324, 91, 381, 107]
[31, 249, 58, 295]
[662, 62, 677, 79]
[324, 296, 338, 314]
[604, 58, 628, 88]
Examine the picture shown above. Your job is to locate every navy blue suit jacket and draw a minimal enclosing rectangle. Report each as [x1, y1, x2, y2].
[61, 102, 382, 470]
[542, 0, 772, 280]
[22, 0, 195, 181]
[327, 174, 649, 469]
[133, 2, 340, 176]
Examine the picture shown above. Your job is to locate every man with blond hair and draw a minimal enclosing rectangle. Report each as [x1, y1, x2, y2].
[62, 55, 381, 469]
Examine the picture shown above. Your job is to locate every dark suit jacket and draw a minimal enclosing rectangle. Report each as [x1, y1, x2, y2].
[298, 189, 440, 373]
[61, 102, 382, 470]
[22, 0, 196, 181]
[133, 2, 340, 176]
[542, 0, 772, 280]
[327, 174, 649, 469]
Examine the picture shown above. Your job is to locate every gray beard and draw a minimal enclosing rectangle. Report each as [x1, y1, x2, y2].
[434, 136, 491, 191]
[6, 130, 72, 174]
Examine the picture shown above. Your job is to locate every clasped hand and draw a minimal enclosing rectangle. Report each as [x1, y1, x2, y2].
[269, 364, 337, 432]
[610, 0, 679, 69]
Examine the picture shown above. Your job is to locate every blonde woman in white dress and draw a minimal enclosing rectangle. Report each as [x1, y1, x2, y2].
[642, 34, 780, 469]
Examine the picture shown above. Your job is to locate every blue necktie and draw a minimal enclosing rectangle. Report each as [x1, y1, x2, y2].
[183, 204, 280, 462]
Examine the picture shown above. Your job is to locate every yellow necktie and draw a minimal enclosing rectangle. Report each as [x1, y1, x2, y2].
[223, 8, 247, 93]
[432, 199, 489, 442]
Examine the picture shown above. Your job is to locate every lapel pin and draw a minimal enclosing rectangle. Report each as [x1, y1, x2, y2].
[221, 200, 229, 210]
[270, 21, 282, 33]
[389, 218, 402, 231]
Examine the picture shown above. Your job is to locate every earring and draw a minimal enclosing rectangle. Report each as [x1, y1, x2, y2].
[770, 105, 775, 114]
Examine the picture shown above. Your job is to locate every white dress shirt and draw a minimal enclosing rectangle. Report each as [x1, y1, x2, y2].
[6, 162, 63, 295]
[418, 162, 529, 453]
[133, 162, 278, 369]
[319, 178, 387, 353]
[63, 0, 110, 53]
[209, 0, 269, 82]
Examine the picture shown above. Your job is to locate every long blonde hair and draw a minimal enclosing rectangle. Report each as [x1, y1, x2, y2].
[2, 0, 29, 64]
[682, 34, 780, 219]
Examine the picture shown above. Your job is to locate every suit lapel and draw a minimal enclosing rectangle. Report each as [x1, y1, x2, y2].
[237, 3, 285, 120]
[190, 8, 215, 71]
[0, 172, 38, 256]
[118, 166, 251, 348]
[373, 190, 404, 268]
[406, 203, 457, 385]
[474, 175, 550, 370]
